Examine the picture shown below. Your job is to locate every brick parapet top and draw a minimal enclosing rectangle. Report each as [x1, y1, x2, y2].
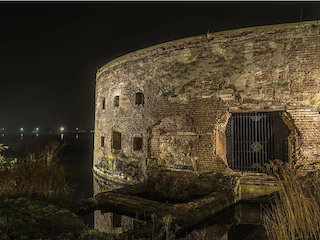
[96, 20, 320, 80]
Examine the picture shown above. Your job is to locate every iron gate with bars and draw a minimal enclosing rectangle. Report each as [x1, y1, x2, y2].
[226, 111, 290, 172]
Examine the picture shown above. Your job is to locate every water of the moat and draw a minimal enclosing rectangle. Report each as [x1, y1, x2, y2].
[0, 133, 268, 239]
[189, 202, 267, 240]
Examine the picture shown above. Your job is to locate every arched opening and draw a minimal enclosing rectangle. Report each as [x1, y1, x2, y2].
[226, 111, 290, 172]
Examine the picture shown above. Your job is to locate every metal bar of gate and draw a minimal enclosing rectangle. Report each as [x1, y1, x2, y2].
[267, 114, 270, 163]
[263, 115, 267, 169]
[240, 114, 242, 171]
[255, 112, 257, 171]
[239, 114, 244, 170]
[270, 114, 273, 161]
[257, 113, 260, 172]
[248, 113, 250, 171]
[231, 115, 236, 168]
[237, 114, 240, 171]
[252, 112, 254, 170]
[256, 113, 259, 172]
[271, 114, 274, 161]
[260, 113, 263, 171]
[259, 113, 262, 172]
[242, 114, 245, 171]
[262, 113, 265, 171]
[235, 116, 240, 169]
[246, 113, 249, 171]
[239, 115, 241, 170]
[252, 113, 254, 171]
[255, 112, 258, 172]
[234, 115, 236, 170]
[244, 114, 246, 171]
[238, 115, 242, 170]
[238, 115, 240, 170]
[231, 116, 234, 170]
[233, 117, 238, 168]
[249, 113, 251, 171]
[266, 114, 269, 167]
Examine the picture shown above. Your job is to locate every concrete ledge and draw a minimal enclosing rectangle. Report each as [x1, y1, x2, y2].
[93, 165, 134, 185]
[239, 173, 278, 200]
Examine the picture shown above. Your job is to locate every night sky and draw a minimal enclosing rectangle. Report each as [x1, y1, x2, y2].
[1, 2, 320, 134]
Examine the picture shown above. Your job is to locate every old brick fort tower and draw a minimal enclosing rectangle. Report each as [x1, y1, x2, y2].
[94, 21, 320, 185]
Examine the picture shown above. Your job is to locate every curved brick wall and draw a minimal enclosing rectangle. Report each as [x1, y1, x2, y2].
[94, 21, 320, 183]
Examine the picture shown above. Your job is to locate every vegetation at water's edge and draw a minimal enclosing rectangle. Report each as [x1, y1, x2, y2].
[0, 149, 27, 164]
[0, 139, 116, 240]
[0, 141, 70, 199]
[263, 161, 320, 240]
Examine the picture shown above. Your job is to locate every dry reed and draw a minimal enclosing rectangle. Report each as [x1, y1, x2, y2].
[263, 161, 320, 240]
[0, 141, 70, 199]
[151, 214, 207, 240]
[153, 215, 176, 240]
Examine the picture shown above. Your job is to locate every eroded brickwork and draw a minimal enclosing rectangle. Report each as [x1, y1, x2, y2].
[94, 21, 320, 182]
[286, 109, 320, 174]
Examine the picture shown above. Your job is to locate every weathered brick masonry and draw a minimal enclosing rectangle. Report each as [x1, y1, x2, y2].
[94, 21, 320, 183]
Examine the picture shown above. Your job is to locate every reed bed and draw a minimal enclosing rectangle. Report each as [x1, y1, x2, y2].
[0, 141, 70, 199]
[263, 161, 320, 240]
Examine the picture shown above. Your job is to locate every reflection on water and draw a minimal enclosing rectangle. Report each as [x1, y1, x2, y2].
[93, 174, 267, 239]
[191, 202, 267, 240]
[93, 174, 144, 235]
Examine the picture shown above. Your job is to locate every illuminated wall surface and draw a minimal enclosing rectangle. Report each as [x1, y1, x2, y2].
[94, 21, 320, 183]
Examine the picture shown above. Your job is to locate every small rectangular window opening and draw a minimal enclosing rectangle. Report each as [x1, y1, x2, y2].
[135, 93, 144, 105]
[113, 131, 121, 150]
[102, 97, 105, 109]
[114, 96, 119, 107]
[101, 136, 105, 147]
[133, 137, 143, 151]
[113, 213, 121, 228]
